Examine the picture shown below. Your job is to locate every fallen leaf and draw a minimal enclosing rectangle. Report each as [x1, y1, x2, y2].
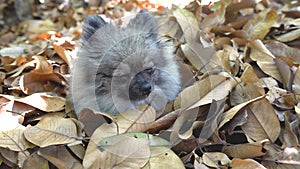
[223, 140, 267, 159]
[0, 126, 34, 151]
[23, 153, 49, 169]
[241, 98, 281, 142]
[38, 145, 83, 169]
[16, 93, 65, 112]
[219, 95, 265, 128]
[97, 133, 151, 169]
[293, 66, 300, 93]
[202, 152, 231, 168]
[114, 105, 156, 133]
[243, 9, 277, 40]
[143, 146, 185, 169]
[275, 28, 300, 42]
[230, 158, 266, 169]
[20, 72, 66, 95]
[248, 39, 283, 82]
[24, 113, 82, 147]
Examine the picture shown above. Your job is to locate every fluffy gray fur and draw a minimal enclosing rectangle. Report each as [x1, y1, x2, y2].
[71, 10, 181, 115]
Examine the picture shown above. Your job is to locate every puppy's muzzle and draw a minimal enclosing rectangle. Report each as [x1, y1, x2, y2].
[129, 71, 153, 101]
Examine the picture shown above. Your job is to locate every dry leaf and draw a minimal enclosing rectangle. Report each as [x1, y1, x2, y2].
[248, 40, 283, 82]
[0, 99, 24, 130]
[83, 123, 118, 169]
[230, 158, 266, 169]
[243, 9, 277, 40]
[0, 126, 34, 151]
[78, 108, 112, 136]
[20, 72, 66, 95]
[16, 93, 65, 112]
[275, 29, 300, 42]
[24, 113, 82, 147]
[293, 66, 300, 93]
[52, 43, 71, 66]
[223, 140, 267, 159]
[18, 20, 57, 34]
[97, 133, 151, 169]
[282, 113, 299, 148]
[200, 1, 226, 30]
[23, 153, 49, 169]
[263, 146, 300, 167]
[173, 8, 199, 42]
[241, 98, 280, 142]
[219, 95, 265, 128]
[38, 145, 83, 169]
[116, 104, 156, 133]
[202, 152, 231, 168]
[274, 58, 292, 90]
[0, 147, 29, 168]
[143, 146, 185, 169]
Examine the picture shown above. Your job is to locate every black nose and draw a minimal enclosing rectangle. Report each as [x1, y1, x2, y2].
[141, 83, 151, 95]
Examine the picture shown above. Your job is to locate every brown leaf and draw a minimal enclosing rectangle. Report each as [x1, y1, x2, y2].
[0, 99, 23, 130]
[0, 148, 19, 168]
[243, 9, 277, 40]
[293, 66, 300, 93]
[38, 145, 83, 169]
[274, 58, 292, 90]
[24, 113, 82, 147]
[31, 56, 53, 74]
[282, 113, 299, 148]
[0, 126, 34, 151]
[20, 72, 66, 95]
[30, 31, 62, 42]
[117, 104, 156, 133]
[265, 41, 300, 64]
[223, 141, 267, 159]
[230, 158, 266, 169]
[23, 153, 49, 169]
[219, 95, 265, 128]
[263, 146, 300, 167]
[202, 152, 231, 168]
[180, 42, 215, 71]
[241, 98, 280, 142]
[275, 29, 300, 42]
[200, 1, 227, 30]
[52, 43, 71, 66]
[16, 93, 65, 112]
[248, 40, 283, 82]
[18, 20, 57, 34]
[143, 147, 185, 169]
[173, 8, 199, 42]
[178, 75, 239, 110]
[97, 133, 151, 169]
[78, 108, 112, 136]
[7, 60, 36, 77]
[230, 64, 265, 105]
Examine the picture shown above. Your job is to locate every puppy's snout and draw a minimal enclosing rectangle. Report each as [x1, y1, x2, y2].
[129, 71, 153, 101]
[141, 82, 152, 95]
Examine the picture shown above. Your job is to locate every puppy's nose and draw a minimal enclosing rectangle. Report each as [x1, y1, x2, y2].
[141, 82, 152, 95]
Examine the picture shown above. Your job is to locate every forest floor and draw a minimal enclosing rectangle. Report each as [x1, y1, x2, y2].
[0, 0, 300, 168]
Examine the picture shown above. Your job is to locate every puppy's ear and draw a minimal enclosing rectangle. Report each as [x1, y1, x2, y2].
[128, 10, 158, 34]
[82, 14, 106, 41]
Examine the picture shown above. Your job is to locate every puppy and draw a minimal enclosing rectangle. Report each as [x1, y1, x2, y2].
[71, 10, 181, 115]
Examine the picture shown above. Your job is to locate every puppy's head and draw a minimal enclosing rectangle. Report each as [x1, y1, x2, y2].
[75, 10, 178, 114]
[111, 48, 166, 101]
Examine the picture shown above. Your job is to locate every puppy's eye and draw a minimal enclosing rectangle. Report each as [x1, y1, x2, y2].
[144, 68, 155, 75]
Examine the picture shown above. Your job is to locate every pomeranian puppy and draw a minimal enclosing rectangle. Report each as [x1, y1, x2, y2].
[71, 10, 181, 115]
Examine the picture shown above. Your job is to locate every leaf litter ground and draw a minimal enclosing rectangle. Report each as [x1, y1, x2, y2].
[0, 0, 300, 168]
